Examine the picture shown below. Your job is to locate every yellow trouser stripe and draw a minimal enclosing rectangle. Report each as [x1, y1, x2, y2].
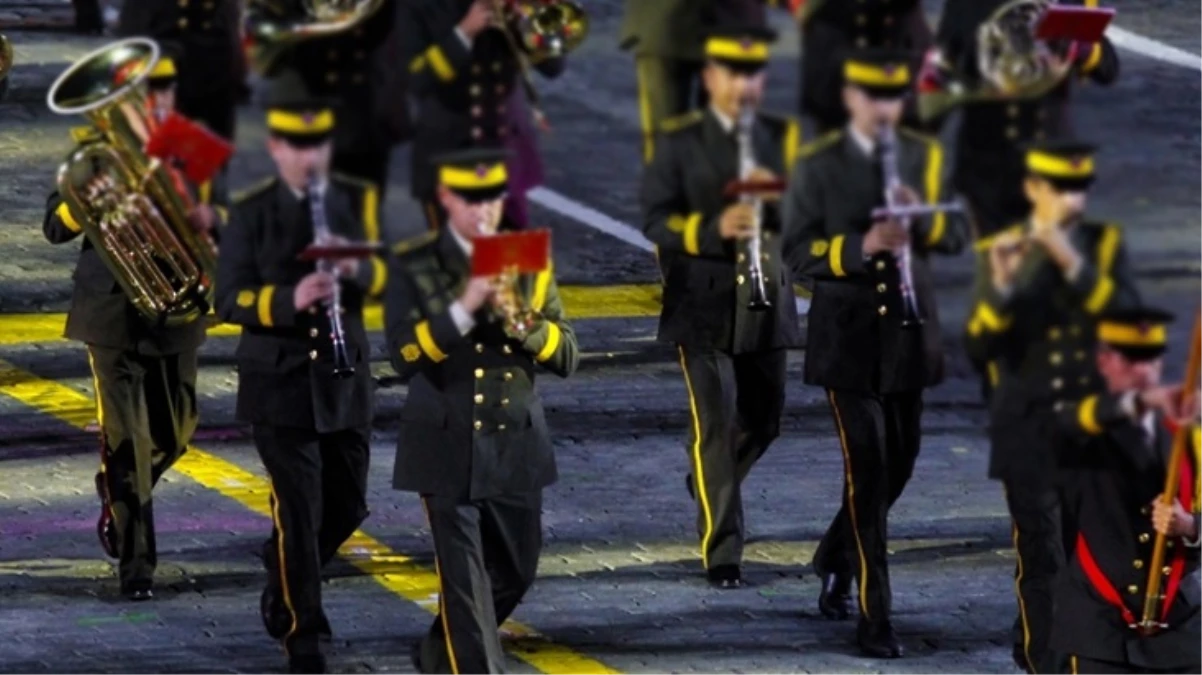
[1012, 520, 1036, 673]
[270, 483, 300, 649]
[679, 348, 715, 569]
[829, 235, 846, 277]
[828, 389, 871, 620]
[257, 285, 276, 327]
[422, 498, 461, 675]
[85, 349, 113, 512]
[1071, 655, 1079, 674]
[536, 323, 561, 362]
[415, 320, 447, 362]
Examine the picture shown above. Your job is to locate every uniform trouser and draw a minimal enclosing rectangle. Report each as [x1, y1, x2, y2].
[678, 346, 787, 571]
[1006, 481, 1068, 675]
[1068, 654, 1200, 674]
[254, 425, 370, 657]
[88, 345, 199, 590]
[815, 388, 923, 624]
[634, 56, 706, 165]
[418, 490, 543, 674]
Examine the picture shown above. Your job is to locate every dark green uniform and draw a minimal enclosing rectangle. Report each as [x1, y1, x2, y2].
[1054, 392, 1201, 674]
[966, 221, 1140, 673]
[641, 102, 803, 581]
[215, 171, 385, 664]
[782, 125, 964, 648]
[384, 225, 578, 674]
[42, 126, 226, 597]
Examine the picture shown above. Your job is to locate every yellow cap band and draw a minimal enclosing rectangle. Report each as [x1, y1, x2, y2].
[844, 61, 910, 87]
[1098, 322, 1167, 347]
[266, 109, 335, 135]
[440, 162, 507, 189]
[1027, 151, 1095, 178]
[705, 37, 769, 63]
[149, 57, 176, 79]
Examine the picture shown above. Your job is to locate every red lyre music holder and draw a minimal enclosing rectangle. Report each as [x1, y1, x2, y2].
[1034, 5, 1115, 43]
[471, 229, 551, 277]
[723, 178, 787, 199]
[144, 112, 233, 185]
[297, 242, 385, 261]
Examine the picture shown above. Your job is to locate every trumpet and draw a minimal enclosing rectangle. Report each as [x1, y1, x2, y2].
[734, 100, 770, 312]
[492, 266, 537, 339]
[306, 171, 354, 378]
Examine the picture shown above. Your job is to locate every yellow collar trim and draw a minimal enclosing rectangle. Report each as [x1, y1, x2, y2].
[1027, 151, 1094, 178]
[705, 37, 769, 63]
[440, 163, 507, 189]
[266, 109, 335, 135]
[844, 61, 910, 87]
[1098, 323, 1167, 347]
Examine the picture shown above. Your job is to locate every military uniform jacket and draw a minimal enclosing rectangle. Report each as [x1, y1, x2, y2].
[800, 0, 932, 128]
[400, 0, 565, 199]
[1052, 392, 1201, 670]
[247, 0, 411, 152]
[782, 128, 965, 394]
[42, 131, 228, 355]
[641, 108, 803, 354]
[383, 227, 579, 501]
[618, 0, 782, 60]
[215, 174, 387, 433]
[966, 221, 1140, 484]
[117, 0, 241, 100]
[933, 0, 1120, 234]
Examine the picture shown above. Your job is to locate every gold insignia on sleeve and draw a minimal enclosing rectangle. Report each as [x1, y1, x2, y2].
[810, 240, 829, 257]
[401, 343, 422, 362]
[236, 290, 256, 308]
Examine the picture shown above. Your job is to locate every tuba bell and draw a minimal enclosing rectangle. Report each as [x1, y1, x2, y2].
[47, 37, 217, 326]
[917, 0, 1075, 121]
[244, 0, 389, 75]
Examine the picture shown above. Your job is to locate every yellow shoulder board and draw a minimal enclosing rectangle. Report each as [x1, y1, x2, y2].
[973, 223, 1026, 252]
[69, 125, 101, 144]
[392, 230, 438, 256]
[797, 129, 842, 159]
[658, 109, 704, 134]
[232, 176, 278, 204]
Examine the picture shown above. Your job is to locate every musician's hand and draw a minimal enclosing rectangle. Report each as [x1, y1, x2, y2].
[748, 167, 783, 202]
[718, 203, 756, 240]
[891, 184, 921, 207]
[187, 205, 216, 234]
[458, 0, 494, 39]
[1137, 385, 1184, 420]
[862, 219, 909, 256]
[294, 271, 336, 311]
[989, 230, 1026, 292]
[318, 234, 360, 277]
[460, 276, 496, 313]
[1151, 497, 1197, 539]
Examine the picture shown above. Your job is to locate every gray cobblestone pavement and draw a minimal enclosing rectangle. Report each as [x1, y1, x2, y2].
[0, 1, 1199, 672]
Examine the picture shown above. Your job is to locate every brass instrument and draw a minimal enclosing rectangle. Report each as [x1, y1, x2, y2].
[306, 171, 354, 378]
[734, 101, 770, 312]
[918, 0, 1075, 121]
[493, 265, 537, 339]
[47, 37, 217, 326]
[1138, 308, 1201, 635]
[244, 0, 388, 74]
[490, 0, 590, 129]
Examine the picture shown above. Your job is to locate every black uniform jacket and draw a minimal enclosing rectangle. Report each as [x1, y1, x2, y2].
[799, 0, 932, 129]
[965, 220, 1140, 485]
[1053, 392, 1201, 670]
[641, 107, 804, 354]
[618, 0, 783, 59]
[117, 0, 242, 101]
[384, 226, 579, 501]
[215, 174, 387, 433]
[400, 0, 565, 199]
[43, 128, 228, 355]
[783, 128, 966, 394]
[932, 0, 1119, 234]
[246, 0, 411, 152]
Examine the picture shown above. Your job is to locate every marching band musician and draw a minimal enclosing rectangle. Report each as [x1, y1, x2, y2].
[399, 0, 566, 231]
[383, 147, 579, 674]
[782, 49, 965, 658]
[41, 52, 227, 602]
[641, 22, 803, 590]
[793, 0, 933, 134]
[215, 71, 386, 675]
[1053, 307, 1200, 675]
[965, 140, 1141, 674]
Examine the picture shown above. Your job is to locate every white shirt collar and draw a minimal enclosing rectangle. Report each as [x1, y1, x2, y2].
[710, 106, 735, 134]
[449, 226, 473, 257]
[288, 180, 328, 202]
[848, 124, 876, 158]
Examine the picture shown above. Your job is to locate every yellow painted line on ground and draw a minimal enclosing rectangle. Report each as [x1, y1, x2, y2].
[0, 358, 619, 675]
[0, 285, 662, 346]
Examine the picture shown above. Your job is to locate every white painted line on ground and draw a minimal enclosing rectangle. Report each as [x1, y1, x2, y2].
[1108, 27, 1202, 72]
[528, 186, 655, 253]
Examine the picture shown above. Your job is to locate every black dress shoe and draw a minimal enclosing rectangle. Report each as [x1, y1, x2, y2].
[817, 572, 852, 620]
[261, 586, 290, 639]
[121, 584, 153, 602]
[706, 564, 745, 589]
[288, 653, 326, 674]
[857, 619, 903, 659]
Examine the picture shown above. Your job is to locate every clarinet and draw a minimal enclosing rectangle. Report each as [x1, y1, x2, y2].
[876, 124, 923, 327]
[735, 101, 771, 311]
[307, 172, 355, 378]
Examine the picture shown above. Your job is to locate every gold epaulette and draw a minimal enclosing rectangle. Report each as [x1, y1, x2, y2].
[392, 230, 438, 256]
[232, 176, 278, 204]
[797, 128, 842, 159]
[973, 223, 1026, 252]
[69, 125, 101, 144]
[658, 109, 704, 134]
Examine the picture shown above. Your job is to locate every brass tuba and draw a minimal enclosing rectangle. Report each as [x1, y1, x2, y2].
[244, 0, 389, 74]
[918, 0, 1074, 121]
[47, 38, 217, 326]
[499, 0, 589, 64]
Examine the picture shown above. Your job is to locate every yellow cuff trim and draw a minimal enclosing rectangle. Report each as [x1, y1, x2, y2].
[829, 234, 846, 277]
[1078, 395, 1102, 435]
[1085, 276, 1114, 314]
[368, 257, 387, 297]
[257, 285, 276, 327]
[56, 202, 82, 233]
[681, 212, 702, 255]
[975, 301, 1010, 332]
[426, 45, 454, 82]
[536, 322, 561, 362]
[415, 320, 447, 362]
[1081, 42, 1103, 74]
